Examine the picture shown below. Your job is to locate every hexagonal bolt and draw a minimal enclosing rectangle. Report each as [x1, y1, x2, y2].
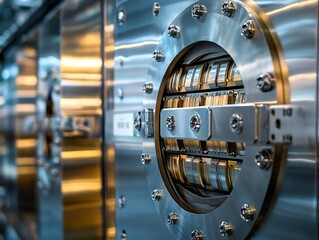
[153, 2, 161, 16]
[241, 20, 256, 39]
[256, 73, 274, 92]
[191, 229, 205, 240]
[230, 113, 243, 134]
[166, 115, 175, 132]
[221, 1, 236, 17]
[118, 10, 126, 25]
[143, 82, 153, 94]
[167, 212, 179, 225]
[118, 195, 126, 208]
[255, 149, 273, 170]
[191, 4, 207, 19]
[219, 221, 233, 238]
[190, 114, 201, 133]
[168, 25, 180, 38]
[141, 153, 151, 165]
[240, 204, 256, 222]
[134, 115, 142, 131]
[151, 189, 163, 201]
[153, 50, 164, 62]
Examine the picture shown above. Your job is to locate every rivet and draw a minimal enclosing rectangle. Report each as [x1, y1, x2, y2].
[118, 195, 126, 208]
[167, 212, 179, 225]
[141, 153, 151, 165]
[230, 113, 243, 134]
[191, 4, 207, 19]
[221, 1, 236, 17]
[118, 10, 126, 25]
[151, 189, 163, 201]
[256, 73, 274, 92]
[153, 50, 164, 62]
[168, 25, 180, 38]
[166, 115, 175, 132]
[153, 2, 160, 16]
[255, 149, 272, 170]
[191, 229, 205, 240]
[190, 114, 201, 133]
[219, 221, 233, 237]
[241, 20, 256, 39]
[143, 82, 153, 94]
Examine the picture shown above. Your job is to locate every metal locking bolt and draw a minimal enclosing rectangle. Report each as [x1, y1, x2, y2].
[256, 73, 274, 92]
[168, 25, 180, 38]
[191, 4, 207, 19]
[221, 1, 236, 17]
[241, 20, 256, 39]
[190, 114, 201, 133]
[151, 189, 163, 201]
[230, 113, 243, 134]
[255, 149, 272, 170]
[167, 212, 179, 225]
[141, 153, 151, 165]
[240, 204, 256, 222]
[153, 2, 160, 16]
[153, 50, 164, 62]
[219, 221, 233, 237]
[191, 229, 205, 240]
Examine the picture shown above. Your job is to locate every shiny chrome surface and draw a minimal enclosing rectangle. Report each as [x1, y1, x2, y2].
[61, 0, 103, 239]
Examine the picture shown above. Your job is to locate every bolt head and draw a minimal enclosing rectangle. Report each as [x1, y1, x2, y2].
[167, 212, 179, 225]
[118, 195, 126, 208]
[219, 221, 233, 237]
[241, 20, 256, 39]
[255, 149, 272, 170]
[118, 10, 126, 25]
[166, 115, 175, 132]
[191, 229, 205, 240]
[151, 189, 163, 201]
[143, 82, 153, 94]
[191, 4, 207, 19]
[141, 153, 151, 165]
[168, 25, 180, 38]
[230, 113, 243, 134]
[190, 114, 201, 133]
[153, 2, 160, 16]
[51, 168, 59, 177]
[240, 204, 256, 222]
[256, 73, 274, 92]
[221, 1, 236, 17]
[153, 50, 164, 62]
[118, 88, 124, 99]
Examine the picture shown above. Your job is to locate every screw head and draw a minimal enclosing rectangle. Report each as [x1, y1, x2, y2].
[134, 115, 142, 131]
[118, 10, 126, 25]
[118, 195, 126, 208]
[230, 113, 243, 134]
[256, 73, 274, 92]
[190, 114, 201, 133]
[191, 4, 207, 19]
[241, 20, 256, 39]
[143, 82, 153, 94]
[151, 189, 163, 201]
[153, 50, 164, 62]
[51, 168, 59, 177]
[166, 115, 175, 132]
[168, 25, 180, 38]
[221, 1, 236, 17]
[141, 153, 151, 165]
[167, 212, 179, 225]
[219, 221, 233, 237]
[153, 2, 160, 16]
[118, 88, 124, 99]
[255, 149, 272, 170]
[240, 204, 256, 222]
[191, 229, 205, 240]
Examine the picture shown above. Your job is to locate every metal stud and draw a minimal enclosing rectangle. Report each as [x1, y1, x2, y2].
[151, 189, 163, 201]
[240, 204, 256, 222]
[230, 113, 243, 134]
[168, 25, 180, 38]
[121, 230, 127, 240]
[141, 153, 151, 165]
[219, 221, 233, 237]
[118, 88, 124, 100]
[191, 4, 207, 19]
[133, 115, 142, 131]
[153, 50, 164, 62]
[191, 229, 205, 240]
[256, 73, 274, 92]
[167, 212, 179, 225]
[221, 1, 236, 17]
[153, 2, 160, 16]
[118, 195, 126, 208]
[166, 115, 175, 132]
[143, 82, 153, 94]
[190, 114, 201, 133]
[241, 20, 256, 39]
[255, 149, 272, 170]
[118, 10, 126, 25]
